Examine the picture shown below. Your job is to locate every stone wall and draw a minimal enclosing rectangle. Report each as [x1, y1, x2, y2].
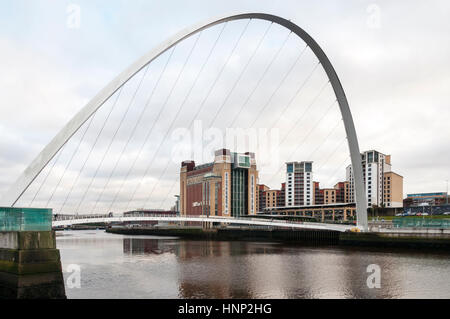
[0, 231, 66, 299]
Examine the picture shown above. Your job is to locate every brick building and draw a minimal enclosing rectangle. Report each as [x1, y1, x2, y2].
[180, 149, 258, 218]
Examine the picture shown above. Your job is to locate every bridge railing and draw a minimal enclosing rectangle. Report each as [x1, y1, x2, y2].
[52, 213, 353, 229]
[53, 214, 112, 221]
[53, 213, 318, 224]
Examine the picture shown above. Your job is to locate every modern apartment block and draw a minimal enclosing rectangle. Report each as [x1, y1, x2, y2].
[180, 149, 258, 218]
[265, 189, 279, 208]
[257, 184, 269, 212]
[285, 161, 313, 207]
[322, 188, 336, 204]
[277, 183, 286, 207]
[383, 171, 403, 207]
[313, 181, 324, 204]
[313, 181, 350, 205]
[346, 150, 403, 208]
[256, 184, 283, 212]
[334, 181, 350, 203]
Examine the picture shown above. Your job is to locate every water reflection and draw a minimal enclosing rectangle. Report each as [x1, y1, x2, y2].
[56, 230, 450, 299]
[123, 238, 175, 255]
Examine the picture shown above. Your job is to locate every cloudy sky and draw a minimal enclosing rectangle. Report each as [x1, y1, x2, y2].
[0, 0, 449, 213]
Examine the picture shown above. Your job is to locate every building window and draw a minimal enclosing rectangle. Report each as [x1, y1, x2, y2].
[250, 174, 255, 213]
[224, 172, 229, 214]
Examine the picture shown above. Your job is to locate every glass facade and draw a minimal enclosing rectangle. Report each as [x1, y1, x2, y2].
[287, 163, 293, 173]
[304, 162, 312, 172]
[0, 207, 52, 231]
[238, 155, 250, 168]
[215, 182, 220, 215]
[231, 169, 248, 217]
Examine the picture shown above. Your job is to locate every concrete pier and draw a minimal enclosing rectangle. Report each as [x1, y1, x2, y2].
[0, 230, 66, 299]
[106, 226, 450, 250]
[0, 207, 66, 299]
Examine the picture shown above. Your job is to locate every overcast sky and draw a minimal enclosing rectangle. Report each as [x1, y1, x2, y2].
[0, 0, 449, 212]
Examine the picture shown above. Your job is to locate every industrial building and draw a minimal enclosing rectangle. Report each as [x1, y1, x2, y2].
[180, 149, 258, 218]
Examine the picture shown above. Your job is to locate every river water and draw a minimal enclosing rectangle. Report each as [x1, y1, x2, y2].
[56, 230, 450, 299]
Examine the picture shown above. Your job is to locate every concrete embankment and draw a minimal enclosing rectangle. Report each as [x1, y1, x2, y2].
[340, 230, 450, 249]
[0, 231, 66, 299]
[106, 227, 450, 249]
[106, 227, 340, 244]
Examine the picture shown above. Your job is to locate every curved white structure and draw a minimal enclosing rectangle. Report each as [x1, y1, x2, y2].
[2, 13, 368, 231]
[52, 215, 353, 232]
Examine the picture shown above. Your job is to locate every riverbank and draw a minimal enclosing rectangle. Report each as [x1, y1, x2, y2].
[56, 230, 450, 298]
[106, 227, 341, 244]
[105, 227, 450, 250]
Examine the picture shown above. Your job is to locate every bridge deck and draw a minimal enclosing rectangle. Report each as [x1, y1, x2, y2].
[52, 215, 354, 232]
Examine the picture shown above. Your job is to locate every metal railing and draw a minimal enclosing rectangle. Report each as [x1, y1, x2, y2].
[51, 213, 354, 232]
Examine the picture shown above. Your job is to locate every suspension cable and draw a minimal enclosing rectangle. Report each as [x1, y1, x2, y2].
[119, 32, 203, 212]
[125, 19, 252, 211]
[45, 114, 95, 207]
[285, 99, 337, 159]
[248, 44, 309, 128]
[106, 31, 205, 212]
[143, 21, 274, 210]
[324, 155, 350, 186]
[160, 174, 178, 208]
[29, 144, 65, 207]
[113, 24, 228, 213]
[228, 32, 296, 128]
[208, 22, 273, 127]
[279, 80, 330, 145]
[157, 32, 322, 209]
[270, 61, 321, 129]
[267, 98, 336, 185]
[158, 39, 309, 209]
[183, 19, 252, 132]
[91, 46, 176, 213]
[305, 118, 342, 160]
[55, 110, 99, 213]
[90, 63, 152, 214]
[58, 88, 126, 215]
[73, 86, 124, 214]
[142, 21, 272, 210]
[315, 137, 347, 172]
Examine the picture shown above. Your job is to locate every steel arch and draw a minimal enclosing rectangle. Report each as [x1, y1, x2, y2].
[1, 13, 368, 231]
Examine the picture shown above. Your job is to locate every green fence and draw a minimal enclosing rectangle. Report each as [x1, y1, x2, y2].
[393, 217, 450, 228]
[0, 207, 52, 231]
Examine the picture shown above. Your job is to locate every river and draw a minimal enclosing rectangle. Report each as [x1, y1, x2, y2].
[56, 230, 450, 299]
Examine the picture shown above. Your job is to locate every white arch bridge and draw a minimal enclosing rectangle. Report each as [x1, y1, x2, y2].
[52, 214, 354, 232]
[2, 12, 368, 231]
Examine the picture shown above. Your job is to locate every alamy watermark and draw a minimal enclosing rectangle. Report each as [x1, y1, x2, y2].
[66, 3, 81, 29]
[366, 264, 381, 289]
[366, 3, 382, 29]
[66, 264, 81, 289]
[171, 120, 281, 174]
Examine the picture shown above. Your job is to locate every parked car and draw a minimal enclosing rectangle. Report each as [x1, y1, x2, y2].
[422, 213, 429, 216]
[443, 212, 450, 215]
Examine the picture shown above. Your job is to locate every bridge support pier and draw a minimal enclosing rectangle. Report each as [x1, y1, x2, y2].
[0, 231, 66, 299]
[0, 207, 65, 299]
